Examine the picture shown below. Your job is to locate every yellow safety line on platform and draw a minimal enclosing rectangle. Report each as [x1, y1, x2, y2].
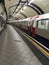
[16, 28, 49, 58]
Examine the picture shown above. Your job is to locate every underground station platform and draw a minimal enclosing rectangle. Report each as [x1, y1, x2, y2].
[0, 25, 49, 65]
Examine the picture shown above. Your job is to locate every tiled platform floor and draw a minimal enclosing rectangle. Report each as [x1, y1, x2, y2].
[0, 25, 42, 65]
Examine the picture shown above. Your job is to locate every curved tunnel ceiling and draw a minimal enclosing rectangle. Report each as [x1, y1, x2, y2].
[13, 0, 49, 19]
[9, 0, 30, 15]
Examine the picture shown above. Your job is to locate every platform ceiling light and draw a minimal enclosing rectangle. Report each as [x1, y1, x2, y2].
[30, 0, 34, 3]
[9, 0, 11, 1]
[40, 0, 44, 1]
[21, 9, 23, 12]
[29, 0, 34, 5]
[23, 6, 26, 9]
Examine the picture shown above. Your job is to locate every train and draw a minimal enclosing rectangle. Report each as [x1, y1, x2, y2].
[12, 13, 49, 50]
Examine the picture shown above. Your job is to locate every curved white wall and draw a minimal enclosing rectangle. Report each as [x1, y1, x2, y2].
[14, 0, 49, 19]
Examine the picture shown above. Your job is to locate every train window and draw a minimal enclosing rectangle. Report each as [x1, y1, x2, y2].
[45, 20, 49, 29]
[28, 21, 31, 26]
[33, 21, 37, 28]
[24, 21, 28, 26]
[38, 19, 49, 29]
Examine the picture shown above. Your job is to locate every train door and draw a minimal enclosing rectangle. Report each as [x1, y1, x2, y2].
[31, 20, 37, 37]
[31, 16, 39, 37]
[27, 17, 32, 34]
[28, 20, 30, 34]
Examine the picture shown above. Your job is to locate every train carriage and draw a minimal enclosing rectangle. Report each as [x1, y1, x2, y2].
[21, 17, 32, 33]
[32, 13, 49, 48]
[11, 13, 49, 50]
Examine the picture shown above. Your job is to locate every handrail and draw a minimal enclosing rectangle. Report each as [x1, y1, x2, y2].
[9, 0, 29, 15]
[13, 0, 21, 14]
[0, 0, 8, 21]
[9, 4, 18, 10]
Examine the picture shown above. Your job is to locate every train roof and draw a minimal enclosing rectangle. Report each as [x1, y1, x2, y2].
[16, 13, 49, 23]
[34, 13, 49, 21]
[18, 17, 33, 22]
